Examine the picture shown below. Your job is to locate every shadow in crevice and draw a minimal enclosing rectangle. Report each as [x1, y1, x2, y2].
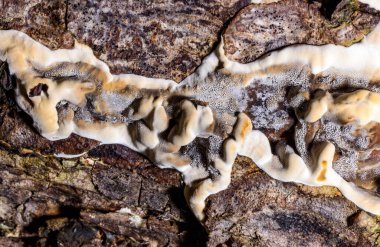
[167, 186, 208, 247]
[309, 0, 343, 20]
[21, 205, 82, 247]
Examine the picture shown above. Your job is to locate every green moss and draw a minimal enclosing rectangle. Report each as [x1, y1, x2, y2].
[325, 0, 359, 28]
[14, 155, 63, 181]
[0, 150, 16, 167]
[373, 227, 380, 245]
[370, 217, 380, 245]
[0, 223, 14, 234]
[339, 29, 371, 47]
[53, 169, 95, 191]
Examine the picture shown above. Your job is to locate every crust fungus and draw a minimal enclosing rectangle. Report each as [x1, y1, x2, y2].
[2, 0, 380, 222]
[306, 90, 380, 126]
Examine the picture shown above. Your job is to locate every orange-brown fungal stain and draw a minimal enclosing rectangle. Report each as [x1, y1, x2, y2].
[317, 160, 328, 182]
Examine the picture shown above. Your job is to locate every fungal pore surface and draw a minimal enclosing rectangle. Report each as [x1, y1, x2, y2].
[1, 0, 380, 222]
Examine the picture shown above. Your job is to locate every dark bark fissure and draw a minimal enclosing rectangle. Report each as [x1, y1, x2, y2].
[64, 0, 69, 31]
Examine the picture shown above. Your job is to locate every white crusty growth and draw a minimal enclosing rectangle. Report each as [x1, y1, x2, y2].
[169, 100, 214, 147]
[219, 19, 380, 82]
[188, 113, 253, 220]
[0, 30, 176, 140]
[305, 90, 380, 126]
[0, 29, 258, 221]
[240, 137, 380, 215]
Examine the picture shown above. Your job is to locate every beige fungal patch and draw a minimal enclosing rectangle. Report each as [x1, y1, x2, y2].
[363, 123, 380, 148]
[128, 96, 165, 121]
[187, 113, 251, 220]
[0, 29, 176, 138]
[217, 40, 290, 86]
[218, 12, 380, 82]
[238, 130, 273, 169]
[304, 91, 332, 123]
[169, 100, 214, 147]
[237, 120, 380, 215]
[255, 140, 380, 215]
[154, 151, 192, 169]
[74, 120, 135, 149]
[305, 89, 380, 126]
[233, 114, 253, 143]
[333, 90, 380, 125]
[150, 106, 169, 133]
[310, 143, 335, 185]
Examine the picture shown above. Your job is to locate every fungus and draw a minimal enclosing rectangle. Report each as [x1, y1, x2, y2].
[305, 90, 380, 126]
[2, 0, 380, 222]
